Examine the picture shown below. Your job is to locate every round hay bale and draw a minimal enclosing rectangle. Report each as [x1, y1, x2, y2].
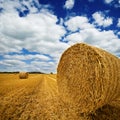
[19, 72, 29, 79]
[57, 43, 120, 113]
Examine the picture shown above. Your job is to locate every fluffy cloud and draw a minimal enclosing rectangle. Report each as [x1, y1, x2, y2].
[65, 16, 94, 32]
[0, 59, 26, 67]
[117, 18, 120, 27]
[92, 12, 113, 27]
[0, 53, 59, 73]
[0, 0, 41, 14]
[4, 54, 50, 61]
[0, 57, 61, 74]
[104, 0, 120, 8]
[65, 16, 120, 56]
[64, 0, 75, 9]
[0, 59, 27, 72]
[0, 0, 69, 73]
[104, 0, 114, 4]
[66, 28, 120, 55]
[117, 32, 120, 36]
[0, 0, 120, 73]
[0, 0, 69, 56]
[0, 11, 67, 53]
[30, 61, 56, 73]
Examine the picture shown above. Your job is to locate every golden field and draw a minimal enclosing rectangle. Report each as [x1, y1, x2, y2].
[0, 73, 120, 120]
[0, 73, 59, 120]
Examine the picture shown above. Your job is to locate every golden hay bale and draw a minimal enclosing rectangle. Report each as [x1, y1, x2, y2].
[19, 72, 29, 79]
[57, 43, 120, 113]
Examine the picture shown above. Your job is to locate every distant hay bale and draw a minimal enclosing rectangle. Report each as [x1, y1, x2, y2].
[19, 72, 29, 79]
[57, 43, 120, 113]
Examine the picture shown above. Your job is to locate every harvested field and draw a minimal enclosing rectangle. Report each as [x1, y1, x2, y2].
[0, 73, 120, 120]
[0, 74, 59, 120]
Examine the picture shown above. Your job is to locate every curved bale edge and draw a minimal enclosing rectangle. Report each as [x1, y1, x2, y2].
[57, 43, 120, 113]
[19, 72, 29, 79]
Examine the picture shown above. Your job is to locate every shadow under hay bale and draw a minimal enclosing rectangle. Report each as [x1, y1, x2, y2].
[87, 104, 120, 120]
[19, 72, 29, 79]
[57, 43, 120, 114]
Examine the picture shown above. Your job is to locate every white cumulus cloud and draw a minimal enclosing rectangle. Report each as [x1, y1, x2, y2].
[0, 8, 67, 54]
[104, 0, 114, 4]
[4, 54, 50, 61]
[104, 0, 120, 8]
[66, 28, 120, 56]
[65, 16, 94, 32]
[92, 12, 113, 27]
[117, 18, 120, 27]
[64, 0, 75, 9]
[0, 0, 120, 73]
[0, 0, 69, 73]
[64, 15, 120, 57]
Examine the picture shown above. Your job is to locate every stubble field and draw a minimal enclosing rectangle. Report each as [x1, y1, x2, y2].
[0, 73, 120, 120]
[0, 73, 59, 120]
[0, 73, 80, 120]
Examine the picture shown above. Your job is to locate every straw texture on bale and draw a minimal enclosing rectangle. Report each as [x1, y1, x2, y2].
[19, 72, 29, 79]
[57, 43, 120, 113]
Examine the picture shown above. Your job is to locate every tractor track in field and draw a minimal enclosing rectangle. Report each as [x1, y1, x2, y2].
[18, 75, 45, 120]
[19, 75, 59, 120]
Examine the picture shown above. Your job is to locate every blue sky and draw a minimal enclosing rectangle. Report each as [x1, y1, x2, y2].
[0, 0, 120, 73]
